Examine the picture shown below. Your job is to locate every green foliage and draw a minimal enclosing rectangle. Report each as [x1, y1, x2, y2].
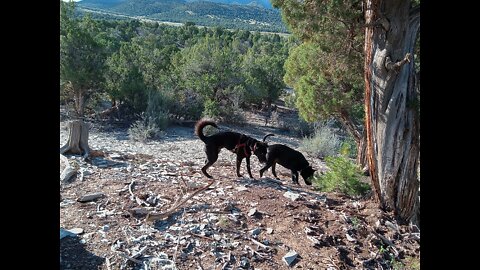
[340, 137, 357, 159]
[61, 8, 292, 120]
[283, 92, 296, 109]
[284, 42, 363, 123]
[60, 2, 107, 115]
[242, 43, 288, 107]
[145, 90, 171, 130]
[275, 115, 314, 137]
[301, 123, 341, 159]
[391, 256, 420, 270]
[78, 0, 288, 33]
[203, 99, 221, 119]
[128, 114, 164, 143]
[273, 0, 365, 157]
[313, 155, 370, 196]
[221, 106, 246, 125]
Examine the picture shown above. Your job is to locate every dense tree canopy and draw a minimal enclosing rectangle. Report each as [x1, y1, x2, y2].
[60, 2, 293, 121]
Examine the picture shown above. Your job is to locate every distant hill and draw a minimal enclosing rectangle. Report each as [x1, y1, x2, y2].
[187, 0, 273, 9]
[77, 0, 287, 33]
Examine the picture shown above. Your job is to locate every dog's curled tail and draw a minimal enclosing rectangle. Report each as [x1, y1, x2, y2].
[195, 119, 218, 142]
[263, 133, 275, 142]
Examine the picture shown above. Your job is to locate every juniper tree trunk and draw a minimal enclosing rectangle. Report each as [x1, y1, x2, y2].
[339, 110, 368, 169]
[364, 0, 420, 224]
[60, 120, 90, 159]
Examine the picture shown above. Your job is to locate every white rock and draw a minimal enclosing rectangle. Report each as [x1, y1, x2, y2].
[236, 186, 248, 192]
[267, 228, 274, 234]
[282, 250, 298, 266]
[283, 191, 301, 201]
[248, 208, 257, 216]
[346, 233, 356, 242]
[67, 228, 84, 235]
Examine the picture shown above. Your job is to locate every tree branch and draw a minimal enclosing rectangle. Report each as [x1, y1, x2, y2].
[145, 180, 214, 222]
[385, 53, 412, 72]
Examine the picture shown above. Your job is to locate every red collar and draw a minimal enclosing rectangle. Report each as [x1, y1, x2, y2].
[234, 137, 250, 157]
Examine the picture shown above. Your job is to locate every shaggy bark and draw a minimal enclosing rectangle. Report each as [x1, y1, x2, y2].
[60, 120, 91, 159]
[364, 0, 420, 224]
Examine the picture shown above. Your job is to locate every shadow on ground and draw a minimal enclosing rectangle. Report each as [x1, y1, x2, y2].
[60, 236, 104, 270]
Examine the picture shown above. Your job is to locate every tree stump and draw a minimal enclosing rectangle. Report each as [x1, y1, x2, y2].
[60, 120, 91, 159]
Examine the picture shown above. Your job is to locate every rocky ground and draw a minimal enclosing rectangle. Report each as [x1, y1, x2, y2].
[60, 114, 420, 270]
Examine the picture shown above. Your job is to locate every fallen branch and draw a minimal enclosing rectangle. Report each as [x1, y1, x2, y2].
[60, 154, 77, 182]
[105, 256, 113, 270]
[128, 180, 148, 207]
[250, 237, 269, 250]
[145, 180, 215, 222]
[88, 104, 119, 119]
[188, 232, 214, 241]
[372, 231, 395, 247]
[245, 245, 267, 259]
[116, 251, 143, 265]
[372, 231, 399, 257]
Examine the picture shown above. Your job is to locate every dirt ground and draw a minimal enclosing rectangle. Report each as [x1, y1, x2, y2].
[60, 113, 420, 270]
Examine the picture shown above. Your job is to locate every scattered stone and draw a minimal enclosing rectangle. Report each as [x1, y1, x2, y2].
[60, 228, 76, 239]
[248, 208, 257, 216]
[385, 220, 399, 232]
[304, 227, 314, 235]
[267, 228, 274, 234]
[67, 228, 84, 235]
[283, 191, 301, 201]
[146, 195, 158, 205]
[101, 225, 110, 232]
[110, 153, 123, 160]
[240, 256, 250, 269]
[236, 186, 249, 192]
[213, 234, 222, 241]
[250, 228, 261, 236]
[346, 233, 356, 242]
[77, 192, 105, 202]
[282, 250, 298, 266]
[307, 235, 321, 246]
[60, 199, 76, 208]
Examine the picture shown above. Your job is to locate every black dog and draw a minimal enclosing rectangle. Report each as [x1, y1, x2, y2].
[259, 134, 316, 185]
[195, 119, 269, 179]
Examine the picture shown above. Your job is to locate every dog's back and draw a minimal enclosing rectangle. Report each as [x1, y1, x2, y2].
[267, 144, 309, 171]
[195, 120, 242, 150]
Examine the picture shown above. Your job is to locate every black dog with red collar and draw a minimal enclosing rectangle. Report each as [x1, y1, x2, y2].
[195, 119, 270, 179]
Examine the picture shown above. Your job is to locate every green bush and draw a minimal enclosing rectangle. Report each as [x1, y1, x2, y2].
[283, 92, 296, 109]
[313, 155, 370, 196]
[301, 124, 341, 159]
[340, 137, 358, 159]
[145, 90, 171, 130]
[128, 114, 163, 143]
[222, 106, 246, 125]
[203, 99, 221, 119]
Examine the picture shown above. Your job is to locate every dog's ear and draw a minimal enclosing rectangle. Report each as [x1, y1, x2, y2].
[263, 133, 275, 142]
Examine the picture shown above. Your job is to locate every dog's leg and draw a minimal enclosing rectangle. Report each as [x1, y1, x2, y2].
[271, 163, 280, 180]
[291, 170, 299, 185]
[236, 155, 244, 178]
[202, 147, 218, 179]
[259, 160, 274, 178]
[245, 156, 254, 179]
